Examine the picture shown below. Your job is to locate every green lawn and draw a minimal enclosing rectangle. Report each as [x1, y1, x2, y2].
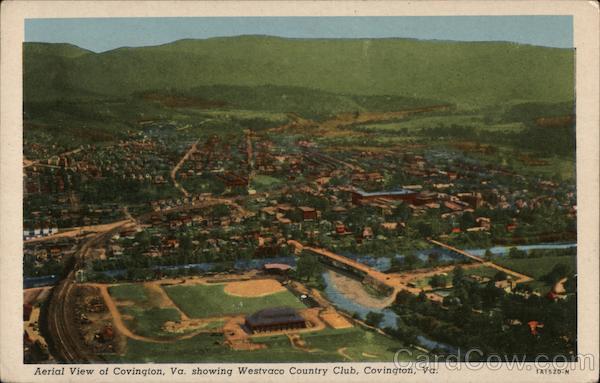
[493, 255, 576, 280]
[107, 326, 420, 363]
[108, 284, 148, 303]
[493, 255, 576, 294]
[163, 283, 305, 318]
[250, 174, 283, 191]
[108, 283, 182, 339]
[120, 306, 181, 339]
[300, 327, 416, 361]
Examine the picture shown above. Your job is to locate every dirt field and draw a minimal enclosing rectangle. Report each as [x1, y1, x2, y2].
[327, 270, 395, 309]
[223, 279, 286, 297]
[320, 308, 353, 329]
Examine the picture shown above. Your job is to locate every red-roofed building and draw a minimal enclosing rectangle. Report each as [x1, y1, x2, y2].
[264, 263, 292, 274]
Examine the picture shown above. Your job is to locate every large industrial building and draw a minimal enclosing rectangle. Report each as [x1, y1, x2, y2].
[351, 188, 418, 204]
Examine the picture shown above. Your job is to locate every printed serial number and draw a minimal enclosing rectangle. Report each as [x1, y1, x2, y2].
[536, 369, 570, 375]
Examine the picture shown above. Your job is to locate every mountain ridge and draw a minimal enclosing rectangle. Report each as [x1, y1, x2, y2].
[24, 36, 575, 106]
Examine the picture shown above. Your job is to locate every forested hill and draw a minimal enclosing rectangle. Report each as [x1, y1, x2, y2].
[24, 36, 574, 106]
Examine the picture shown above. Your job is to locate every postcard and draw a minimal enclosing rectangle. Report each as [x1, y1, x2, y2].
[1, 1, 598, 382]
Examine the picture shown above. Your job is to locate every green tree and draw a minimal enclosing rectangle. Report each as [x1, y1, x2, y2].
[508, 247, 526, 259]
[429, 274, 447, 289]
[365, 311, 385, 327]
[403, 253, 420, 269]
[416, 222, 433, 238]
[212, 204, 230, 218]
[541, 263, 571, 285]
[295, 254, 322, 281]
[494, 271, 508, 281]
[484, 249, 493, 260]
[452, 265, 465, 288]
[428, 251, 441, 265]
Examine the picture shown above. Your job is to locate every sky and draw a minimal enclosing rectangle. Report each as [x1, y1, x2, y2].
[25, 16, 573, 53]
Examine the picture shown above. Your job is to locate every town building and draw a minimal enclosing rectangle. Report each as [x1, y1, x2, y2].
[351, 188, 418, 204]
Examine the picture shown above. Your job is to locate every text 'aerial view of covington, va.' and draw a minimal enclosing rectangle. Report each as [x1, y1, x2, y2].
[22, 19, 577, 366]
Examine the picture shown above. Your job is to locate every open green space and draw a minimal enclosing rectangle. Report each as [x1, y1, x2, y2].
[106, 326, 419, 363]
[108, 284, 183, 339]
[250, 174, 284, 192]
[493, 255, 576, 280]
[108, 284, 148, 303]
[163, 283, 305, 318]
[119, 306, 181, 339]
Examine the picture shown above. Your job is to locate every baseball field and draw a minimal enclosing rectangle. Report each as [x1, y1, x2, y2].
[163, 280, 305, 318]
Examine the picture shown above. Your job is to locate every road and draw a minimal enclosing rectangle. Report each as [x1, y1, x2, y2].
[170, 140, 199, 197]
[289, 239, 533, 307]
[45, 221, 132, 362]
[288, 240, 396, 290]
[138, 197, 253, 221]
[245, 129, 255, 180]
[428, 239, 533, 283]
[288, 240, 400, 306]
[44, 196, 254, 360]
[92, 283, 169, 344]
[24, 148, 82, 169]
[24, 220, 131, 244]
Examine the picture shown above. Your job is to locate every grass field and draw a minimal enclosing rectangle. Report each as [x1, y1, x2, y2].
[120, 306, 181, 338]
[250, 174, 284, 192]
[163, 283, 305, 318]
[492, 255, 576, 293]
[493, 255, 576, 280]
[108, 284, 148, 303]
[108, 326, 419, 363]
[108, 284, 183, 339]
[468, 145, 576, 181]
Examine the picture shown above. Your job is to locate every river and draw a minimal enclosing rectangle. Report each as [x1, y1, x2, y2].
[96, 256, 299, 278]
[343, 242, 577, 272]
[321, 270, 458, 354]
[465, 242, 576, 257]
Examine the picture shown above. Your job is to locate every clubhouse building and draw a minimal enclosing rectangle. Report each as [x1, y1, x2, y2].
[245, 307, 306, 333]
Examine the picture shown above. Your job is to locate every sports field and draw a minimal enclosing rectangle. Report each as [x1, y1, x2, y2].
[107, 326, 420, 363]
[163, 282, 305, 318]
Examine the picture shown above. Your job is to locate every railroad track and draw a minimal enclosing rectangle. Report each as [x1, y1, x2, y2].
[45, 197, 250, 361]
[45, 225, 128, 362]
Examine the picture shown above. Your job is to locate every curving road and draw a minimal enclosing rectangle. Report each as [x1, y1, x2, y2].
[170, 139, 199, 197]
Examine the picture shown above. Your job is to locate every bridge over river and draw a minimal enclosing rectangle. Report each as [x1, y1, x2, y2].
[288, 239, 533, 305]
[427, 239, 533, 283]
